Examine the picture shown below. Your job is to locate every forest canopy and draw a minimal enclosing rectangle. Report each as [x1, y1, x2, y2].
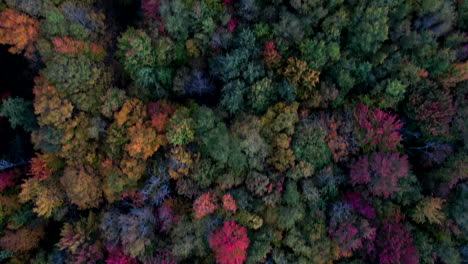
[0, 0, 467, 263]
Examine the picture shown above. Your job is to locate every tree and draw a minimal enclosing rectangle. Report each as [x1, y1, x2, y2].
[19, 178, 64, 218]
[263, 41, 282, 69]
[52, 37, 105, 61]
[408, 86, 455, 138]
[115, 98, 147, 127]
[29, 154, 55, 181]
[60, 113, 99, 165]
[193, 192, 218, 219]
[125, 123, 165, 160]
[355, 104, 403, 152]
[100, 88, 128, 119]
[44, 55, 109, 112]
[105, 247, 138, 264]
[376, 217, 419, 264]
[58, 218, 104, 264]
[268, 133, 295, 172]
[0, 226, 44, 254]
[33, 75, 73, 128]
[292, 121, 331, 169]
[0, 97, 37, 132]
[411, 197, 445, 225]
[249, 77, 275, 114]
[60, 165, 102, 209]
[350, 152, 409, 198]
[0, 8, 39, 58]
[282, 57, 320, 100]
[0, 170, 17, 193]
[117, 28, 156, 78]
[222, 194, 237, 213]
[348, 3, 388, 56]
[119, 207, 157, 257]
[209, 221, 250, 264]
[167, 107, 195, 145]
[328, 202, 376, 257]
[300, 39, 340, 70]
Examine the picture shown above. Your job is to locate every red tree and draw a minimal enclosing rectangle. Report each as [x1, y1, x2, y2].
[263, 41, 282, 69]
[0, 170, 16, 193]
[209, 221, 250, 264]
[356, 104, 403, 152]
[350, 152, 409, 198]
[105, 247, 137, 264]
[377, 217, 419, 264]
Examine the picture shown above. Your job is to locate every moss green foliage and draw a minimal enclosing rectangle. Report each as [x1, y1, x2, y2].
[293, 121, 332, 169]
[0, 97, 37, 132]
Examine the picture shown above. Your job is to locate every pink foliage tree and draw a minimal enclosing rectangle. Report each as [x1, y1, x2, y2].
[142, 0, 160, 19]
[376, 217, 419, 264]
[105, 247, 137, 264]
[350, 152, 409, 198]
[356, 104, 403, 152]
[209, 221, 250, 264]
[0, 170, 16, 193]
[343, 192, 376, 219]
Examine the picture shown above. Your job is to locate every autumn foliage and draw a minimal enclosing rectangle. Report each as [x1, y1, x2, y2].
[0, 9, 39, 58]
[209, 221, 250, 264]
[356, 104, 403, 152]
[193, 192, 218, 219]
[350, 152, 409, 198]
[1, 0, 466, 263]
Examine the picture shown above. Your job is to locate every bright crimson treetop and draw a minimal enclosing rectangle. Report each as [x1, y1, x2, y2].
[209, 221, 250, 264]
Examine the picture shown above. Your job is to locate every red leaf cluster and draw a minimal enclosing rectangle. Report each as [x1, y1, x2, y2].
[356, 104, 403, 152]
[142, 0, 160, 19]
[105, 247, 137, 264]
[208, 221, 250, 264]
[53, 37, 105, 58]
[29, 155, 53, 181]
[0, 170, 17, 193]
[263, 41, 282, 69]
[148, 101, 175, 133]
[377, 218, 419, 264]
[350, 152, 409, 198]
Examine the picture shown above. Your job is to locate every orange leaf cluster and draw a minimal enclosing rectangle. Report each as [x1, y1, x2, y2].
[222, 194, 237, 213]
[323, 118, 349, 163]
[0, 9, 39, 58]
[29, 154, 54, 181]
[193, 192, 218, 219]
[53, 37, 105, 58]
[126, 123, 165, 160]
[441, 62, 468, 88]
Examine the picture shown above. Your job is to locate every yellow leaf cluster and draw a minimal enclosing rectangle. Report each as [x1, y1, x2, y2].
[33, 75, 73, 128]
[61, 166, 102, 210]
[282, 57, 320, 100]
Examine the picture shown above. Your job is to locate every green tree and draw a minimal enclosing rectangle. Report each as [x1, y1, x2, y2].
[0, 97, 37, 132]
